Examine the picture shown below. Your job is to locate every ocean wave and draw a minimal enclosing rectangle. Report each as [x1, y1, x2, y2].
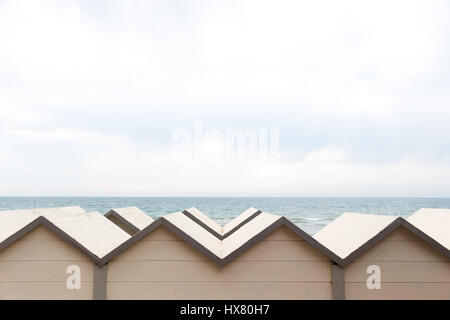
[303, 217, 324, 221]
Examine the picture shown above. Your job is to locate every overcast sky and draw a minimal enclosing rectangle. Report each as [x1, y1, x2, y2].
[0, 0, 449, 196]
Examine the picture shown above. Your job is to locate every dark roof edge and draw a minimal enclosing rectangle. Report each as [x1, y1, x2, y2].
[99, 218, 164, 265]
[182, 209, 263, 240]
[399, 218, 450, 260]
[100, 217, 222, 266]
[222, 217, 343, 266]
[182, 210, 223, 239]
[340, 217, 450, 267]
[0, 216, 101, 264]
[160, 218, 223, 265]
[101, 215, 344, 267]
[220, 217, 286, 266]
[104, 210, 141, 235]
[281, 218, 345, 265]
[4, 213, 449, 270]
[222, 210, 262, 239]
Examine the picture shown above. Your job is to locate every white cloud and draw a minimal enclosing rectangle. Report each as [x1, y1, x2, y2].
[0, 0, 449, 195]
[304, 148, 348, 163]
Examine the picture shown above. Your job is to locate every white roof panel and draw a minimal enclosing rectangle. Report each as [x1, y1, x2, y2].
[223, 207, 260, 234]
[108, 207, 154, 230]
[222, 212, 281, 258]
[164, 211, 281, 259]
[313, 212, 397, 259]
[184, 207, 222, 234]
[407, 208, 450, 250]
[48, 211, 131, 258]
[184, 207, 261, 237]
[163, 212, 222, 257]
[0, 206, 131, 258]
[0, 206, 86, 243]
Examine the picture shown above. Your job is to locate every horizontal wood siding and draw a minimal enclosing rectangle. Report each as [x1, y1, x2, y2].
[107, 225, 332, 300]
[346, 283, 450, 300]
[0, 226, 94, 300]
[108, 282, 332, 300]
[346, 226, 450, 300]
[0, 282, 94, 300]
[108, 261, 331, 282]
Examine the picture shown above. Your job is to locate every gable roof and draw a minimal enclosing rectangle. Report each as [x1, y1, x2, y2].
[407, 208, 450, 251]
[105, 207, 154, 234]
[100, 211, 342, 267]
[313, 212, 450, 267]
[3, 206, 449, 269]
[313, 212, 397, 260]
[182, 207, 262, 239]
[0, 215, 101, 263]
[48, 211, 131, 258]
[222, 207, 262, 235]
[222, 212, 282, 258]
[0, 207, 131, 262]
[0, 206, 86, 242]
[220, 212, 342, 265]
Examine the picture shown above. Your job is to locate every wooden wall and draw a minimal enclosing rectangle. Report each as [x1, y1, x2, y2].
[0, 226, 94, 299]
[345, 226, 450, 299]
[106, 225, 333, 300]
[2, 224, 448, 300]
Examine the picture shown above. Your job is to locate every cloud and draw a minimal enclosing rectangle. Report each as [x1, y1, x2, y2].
[0, 0, 449, 195]
[0, 127, 449, 197]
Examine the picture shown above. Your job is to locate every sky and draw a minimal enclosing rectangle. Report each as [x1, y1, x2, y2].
[0, 0, 449, 197]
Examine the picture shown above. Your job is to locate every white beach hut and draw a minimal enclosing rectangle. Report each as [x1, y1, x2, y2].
[313, 212, 450, 300]
[0, 207, 130, 300]
[101, 211, 340, 300]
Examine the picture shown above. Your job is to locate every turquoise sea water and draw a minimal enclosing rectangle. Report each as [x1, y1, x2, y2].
[1, 197, 449, 234]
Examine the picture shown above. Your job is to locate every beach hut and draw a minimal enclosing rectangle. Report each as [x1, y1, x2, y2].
[313, 212, 450, 300]
[100, 211, 340, 300]
[182, 207, 261, 239]
[0, 207, 130, 300]
[105, 207, 154, 235]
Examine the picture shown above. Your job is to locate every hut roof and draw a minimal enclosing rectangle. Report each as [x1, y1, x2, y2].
[0, 206, 86, 242]
[101, 211, 341, 266]
[223, 207, 262, 235]
[4, 206, 450, 269]
[313, 211, 450, 266]
[182, 207, 261, 239]
[407, 208, 450, 251]
[222, 212, 281, 257]
[164, 211, 223, 257]
[313, 212, 397, 260]
[48, 211, 131, 258]
[0, 207, 131, 261]
[105, 207, 154, 232]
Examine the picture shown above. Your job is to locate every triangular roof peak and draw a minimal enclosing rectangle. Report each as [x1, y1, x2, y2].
[101, 211, 341, 267]
[407, 208, 450, 252]
[313, 212, 397, 260]
[105, 207, 154, 234]
[314, 212, 450, 266]
[0, 216, 101, 263]
[0, 207, 131, 262]
[182, 207, 262, 239]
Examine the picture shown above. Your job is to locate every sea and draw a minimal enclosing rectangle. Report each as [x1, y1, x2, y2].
[0, 197, 449, 234]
